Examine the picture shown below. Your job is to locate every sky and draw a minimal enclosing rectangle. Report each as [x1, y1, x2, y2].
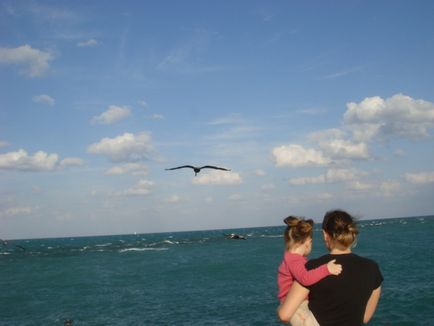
[1, 0, 434, 239]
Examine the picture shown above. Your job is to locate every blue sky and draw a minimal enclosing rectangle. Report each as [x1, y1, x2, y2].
[1, 0, 433, 239]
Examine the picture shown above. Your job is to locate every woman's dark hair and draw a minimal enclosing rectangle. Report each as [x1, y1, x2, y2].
[283, 216, 314, 249]
[322, 210, 358, 248]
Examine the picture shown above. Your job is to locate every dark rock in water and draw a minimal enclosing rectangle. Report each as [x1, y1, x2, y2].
[224, 233, 246, 240]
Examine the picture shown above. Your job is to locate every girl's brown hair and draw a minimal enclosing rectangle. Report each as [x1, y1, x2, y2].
[283, 216, 314, 249]
[322, 210, 359, 248]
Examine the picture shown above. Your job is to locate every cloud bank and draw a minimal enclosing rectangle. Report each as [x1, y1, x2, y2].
[273, 94, 434, 170]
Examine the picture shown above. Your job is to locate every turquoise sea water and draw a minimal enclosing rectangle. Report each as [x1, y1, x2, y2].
[1, 216, 433, 325]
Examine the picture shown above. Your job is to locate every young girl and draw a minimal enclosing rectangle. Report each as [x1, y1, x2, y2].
[277, 216, 342, 326]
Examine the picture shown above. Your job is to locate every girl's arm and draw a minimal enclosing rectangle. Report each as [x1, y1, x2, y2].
[363, 286, 382, 324]
[288, 256, 331, 286]
[277, 281, 309, 323]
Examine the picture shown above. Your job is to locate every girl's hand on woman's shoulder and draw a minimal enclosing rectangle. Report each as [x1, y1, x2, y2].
[327, 259, 343, 275]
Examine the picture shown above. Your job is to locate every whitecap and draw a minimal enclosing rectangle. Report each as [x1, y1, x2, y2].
[79, 246, 90, 252]
[119, 247, 168, 253]
[96, 243, 112, 247]
[162, 240, 179, 245]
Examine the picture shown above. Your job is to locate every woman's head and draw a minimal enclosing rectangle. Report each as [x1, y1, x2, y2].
[283, 216, 314, 251]
[322, 210, 358, 250]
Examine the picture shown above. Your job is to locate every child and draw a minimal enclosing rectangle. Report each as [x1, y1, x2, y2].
[277, 216, 342, 326]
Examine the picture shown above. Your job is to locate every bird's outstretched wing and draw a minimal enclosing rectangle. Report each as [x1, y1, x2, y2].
[200, 165, 231, 171]
[165, 165, 196, 171]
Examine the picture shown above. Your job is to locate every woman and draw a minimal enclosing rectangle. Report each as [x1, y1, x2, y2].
[278, 210, 383, 325]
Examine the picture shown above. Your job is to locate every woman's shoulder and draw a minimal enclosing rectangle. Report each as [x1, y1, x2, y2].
[305, 254, 333, 269]
[350, 253, 381, 268]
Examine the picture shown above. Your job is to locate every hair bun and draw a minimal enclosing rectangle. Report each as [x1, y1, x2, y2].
[283, 216, 300, 227]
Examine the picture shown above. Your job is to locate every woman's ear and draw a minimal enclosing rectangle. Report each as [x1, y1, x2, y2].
[322, 230, 328, 241]
[322, 230, 331, 249]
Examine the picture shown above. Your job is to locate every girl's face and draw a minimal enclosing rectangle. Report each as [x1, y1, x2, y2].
[302, 237, 313, 256]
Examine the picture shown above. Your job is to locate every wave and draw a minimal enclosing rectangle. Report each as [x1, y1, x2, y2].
[162, 240, 179, 245]
[119, 247, 168, 253]
[96, 243, 112, 247]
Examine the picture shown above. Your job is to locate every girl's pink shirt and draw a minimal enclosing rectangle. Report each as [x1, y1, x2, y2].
[277, 252, 330, 302]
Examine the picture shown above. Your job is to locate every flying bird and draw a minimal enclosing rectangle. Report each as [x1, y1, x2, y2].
[165, 165, 231, 176]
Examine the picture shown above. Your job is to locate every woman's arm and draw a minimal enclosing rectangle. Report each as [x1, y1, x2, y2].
[363, 286, 382, 324]
[277, 281, 310, 323]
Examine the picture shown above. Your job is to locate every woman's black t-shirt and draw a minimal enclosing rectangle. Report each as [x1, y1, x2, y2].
[305, 253, 383, 326]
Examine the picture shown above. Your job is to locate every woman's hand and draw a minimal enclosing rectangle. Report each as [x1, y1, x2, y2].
[277, 282, 310, 323]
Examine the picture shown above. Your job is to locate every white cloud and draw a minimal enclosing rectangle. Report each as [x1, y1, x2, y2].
[289, 175, 325, 185]
[310, 129, 369, 160]
[261, 183, 275, 190]
[405, 171, 434, 184]
[209, 126, 262, 140]
[394, 149, 406, 157]
[0, 206, 32, 218]
[317, 192, 334, 200]
[344, 93, 434, 141]
[229, 193, 243, 201]
[120, 179, 154, 196]
[380, 180, 401, 197]
[0, 149, 84, 171]
[105, 163, 148, 176]
[272, 144, 330, 167]
[255, 169, 266, 176]
[22, 2, 78, 22]
[156, 29, 224, 74]
[92, 105, 131, 125]
[0, 45, 54, 77]
[138, 100, 148, 108]
[192, 170, 242, 185]
[296, 108, 327, 115]
[347, 181, 373, 191]
[167, 195, 181, 203]
[87, 132, 153, 162]
[33, 94, 55, 106]
[321, 65, 364, 80]
[149, 114, 164, 120]
[157, 47, 189, 71]
[209, 113, 244, 126]
[288, 168, 364, 185]
[325, 168, 363, 182]
[0, 149, 58, 171]
[77, 39, 98, 47]
[59, 157, 85, 168]
[319, 139, 369, 160]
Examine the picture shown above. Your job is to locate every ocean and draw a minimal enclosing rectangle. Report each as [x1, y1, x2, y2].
[1, 216, 433, 325]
